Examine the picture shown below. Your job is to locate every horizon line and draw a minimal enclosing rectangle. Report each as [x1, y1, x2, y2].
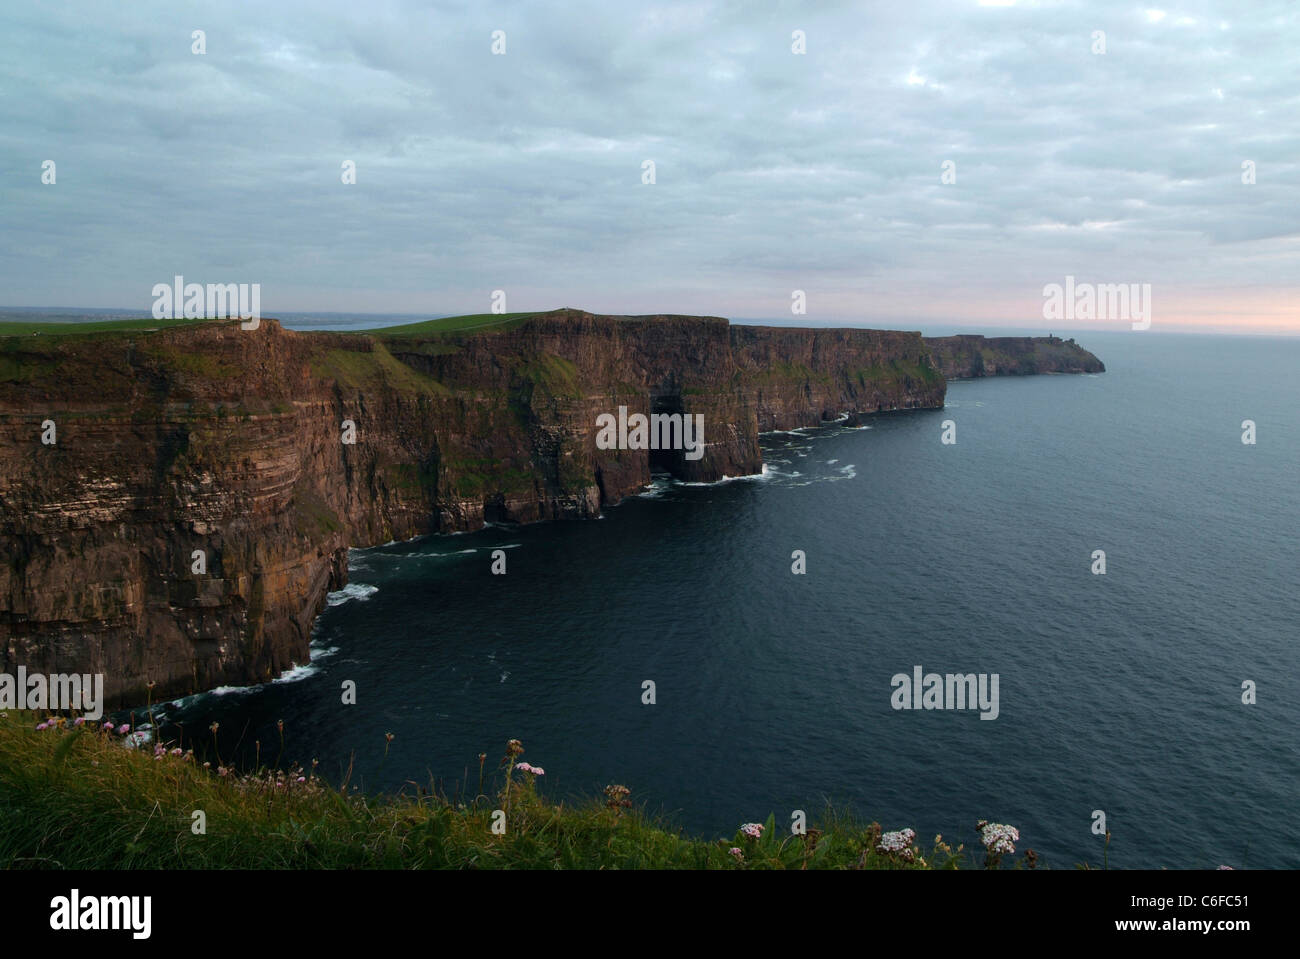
[2, 305, 1297, 338]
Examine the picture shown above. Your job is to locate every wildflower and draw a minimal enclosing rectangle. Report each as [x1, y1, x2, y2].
[877, 828, 917, 862]
[218, 766, 229, 777]
[740, 822, 764, 839]
[74, 717, 85, 726]
[515, 762, 535, 774]
[729, 847, 744, 860]
[977, 821, 1019, 856]
[203, 762, 211, 769]
[154, 745, 165, 757]
[531, 766, 544, 776]
[209, 722, 219, 735]
[297, 776, 306, 783]
[604, 784, 632, 809]
[118, 724, 130, 735]
[171, 747, 183, 756]
[506, 738, 524, 758]
[35, 722, 48, 731]
[1217, 865, 1234, 870]
[103, 722, 114, 733]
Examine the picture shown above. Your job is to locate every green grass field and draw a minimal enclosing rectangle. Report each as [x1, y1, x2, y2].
[367, 311, 541, 336]
[0, 312, 543, 339]
[0, 712, 1051, 870]
[0, 316, 227, 337]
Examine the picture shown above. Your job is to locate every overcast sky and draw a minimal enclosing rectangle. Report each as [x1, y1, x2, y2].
[2, 0, 1296, 333]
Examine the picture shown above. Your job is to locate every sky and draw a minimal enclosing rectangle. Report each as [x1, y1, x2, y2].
[1, 0, 1296, 334]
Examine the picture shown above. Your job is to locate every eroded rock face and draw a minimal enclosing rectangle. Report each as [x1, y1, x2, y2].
[731, 325, 945, 430]
[924, 334, 1105, 379]
[0, 310, 1091, 706]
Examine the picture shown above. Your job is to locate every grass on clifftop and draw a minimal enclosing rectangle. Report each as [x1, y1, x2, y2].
[0, 316, 222, 337]
[0, 712, 1049, 870]
[0, 313, 537, 341]
[368, 312, 540, 337]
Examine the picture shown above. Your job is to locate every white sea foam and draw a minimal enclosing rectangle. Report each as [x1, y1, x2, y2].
[637, 478, 674, 499]
[208, 684, 254, 697]
[327, 582, 378, 606]
[677, 463, 771, 487]
[271, 661, 321, 685]
[183, 651, 325, 704]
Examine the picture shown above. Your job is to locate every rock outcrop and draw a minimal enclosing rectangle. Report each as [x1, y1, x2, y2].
[0, 310, 1095, 706]
[924, 334, 1105, 379]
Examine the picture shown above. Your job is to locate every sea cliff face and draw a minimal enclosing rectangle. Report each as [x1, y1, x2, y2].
[731, 326, 944, 430]
[0, 310, 1094, 705]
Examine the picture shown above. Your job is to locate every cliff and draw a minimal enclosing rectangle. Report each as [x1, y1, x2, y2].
[924, 334, 1105, 379]
[0, 311, 1099, 705]
[0, 309, 959, 705]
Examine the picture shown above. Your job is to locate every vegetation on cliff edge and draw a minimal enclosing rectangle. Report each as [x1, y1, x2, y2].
[0, 712, 1052, 871]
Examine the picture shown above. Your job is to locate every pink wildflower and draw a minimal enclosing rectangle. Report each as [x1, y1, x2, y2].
[977, 822, 1019, 856]
[877, 828, 917, 861]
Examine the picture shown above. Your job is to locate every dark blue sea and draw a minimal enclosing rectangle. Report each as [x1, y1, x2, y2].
[94, 324, 1298, 869]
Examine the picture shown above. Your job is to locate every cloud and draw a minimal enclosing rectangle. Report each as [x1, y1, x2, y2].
[0, 0, 1295, 331]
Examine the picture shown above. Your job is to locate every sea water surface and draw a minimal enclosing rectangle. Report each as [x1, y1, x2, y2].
[139, 330, 1299, 869]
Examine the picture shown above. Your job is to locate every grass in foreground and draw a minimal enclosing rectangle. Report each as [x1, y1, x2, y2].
[0, 713, 1041, 870]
